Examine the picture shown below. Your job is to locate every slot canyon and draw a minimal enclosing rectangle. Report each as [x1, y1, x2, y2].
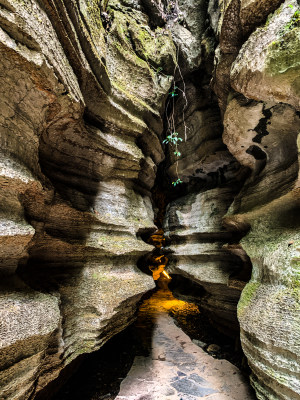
[0, 0, 299, 399]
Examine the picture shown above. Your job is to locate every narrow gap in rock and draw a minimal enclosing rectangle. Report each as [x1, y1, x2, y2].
[50, 187, 254, 400]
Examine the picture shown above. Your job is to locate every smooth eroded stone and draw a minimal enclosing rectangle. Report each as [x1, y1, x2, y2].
[231, 0, 300, 110]
[164, 187, 244, 334]
[0, 285, 60, 399]
[223, 97, 300, 213]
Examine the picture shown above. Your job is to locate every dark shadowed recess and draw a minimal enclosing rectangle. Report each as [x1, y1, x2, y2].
[42, 326, 137, 400]
[168, 274, 251, 372]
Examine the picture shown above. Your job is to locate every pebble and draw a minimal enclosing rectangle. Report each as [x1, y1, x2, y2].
[207, 344, 221, 353]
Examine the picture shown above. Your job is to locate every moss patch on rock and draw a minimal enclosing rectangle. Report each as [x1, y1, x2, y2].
[266, 27, 300, 76]
[238, 281, 260, 318]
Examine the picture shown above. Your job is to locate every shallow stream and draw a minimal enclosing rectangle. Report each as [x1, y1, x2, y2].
[52, 287, 255, 400]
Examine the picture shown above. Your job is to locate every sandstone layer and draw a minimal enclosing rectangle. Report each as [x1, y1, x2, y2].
[164, 1, 300, 399]
[0, 0, 174, 397]
[0, 0, 300, 399]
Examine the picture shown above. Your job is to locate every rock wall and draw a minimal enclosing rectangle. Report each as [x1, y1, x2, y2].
[0, 0, 300, 399]
[0, 0, 175, 397]
[164, 0, 300, 399]
[223, 2, 300, 398]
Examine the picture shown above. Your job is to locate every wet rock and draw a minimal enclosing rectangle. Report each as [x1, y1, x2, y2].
[192, 339, 207, 348]
[171, 377, 218, 397]
[207, 344, 221, 353]
[115, 290, 255, 400]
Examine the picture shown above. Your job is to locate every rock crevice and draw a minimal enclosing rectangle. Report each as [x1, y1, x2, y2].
[0, 1, 300, 399]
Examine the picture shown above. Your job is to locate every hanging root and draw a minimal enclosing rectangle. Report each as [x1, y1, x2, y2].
[164, 44, 189, 186]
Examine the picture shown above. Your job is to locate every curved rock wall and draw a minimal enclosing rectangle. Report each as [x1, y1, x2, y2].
[222, 2, 300, 398]
[0, 0, 176, 397]
[164, 187, 245, 336]
[1, 0, 300, 399]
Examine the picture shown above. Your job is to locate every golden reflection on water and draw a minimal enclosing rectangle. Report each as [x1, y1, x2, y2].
[147, 229, 170, 282]
[134, 289, 200, 353]
[138, 288, 199, 314]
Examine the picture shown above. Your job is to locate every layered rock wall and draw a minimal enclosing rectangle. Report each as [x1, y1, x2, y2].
[164, 1, 300, 399]
[222, 2, 300, 398]
[0, 0, 176, 397]
[1, 0, 300, 399]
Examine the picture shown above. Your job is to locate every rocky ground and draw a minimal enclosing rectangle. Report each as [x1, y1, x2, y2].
[116, 289, 255, 400]
[53, 288, 256, 400]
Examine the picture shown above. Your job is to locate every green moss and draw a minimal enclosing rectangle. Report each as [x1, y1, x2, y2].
[102, 0, 109, 11]
[265, 5, 283, 27]
[280, 9, 300, 35]
[98, 235, 109, 243]
[111, 10, 175, 72]
[92, 272, 111, 281]
[264, 2, 300, 76]
[111, 39, 149, 70]
[238, 282, 260, 318]
[291, 273, 300, 295]
[80, 0, 105, 36]
[265, 12, 274, 28]
[111, 80, 155, 113]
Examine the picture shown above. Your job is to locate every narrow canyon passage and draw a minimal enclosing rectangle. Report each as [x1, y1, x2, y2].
[53, 286, 255, 400]
[1, 1, 300, 399]
[116, 288, 254, 400]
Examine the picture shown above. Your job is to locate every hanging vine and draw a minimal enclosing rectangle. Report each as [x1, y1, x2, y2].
[164, 46, 189, 186]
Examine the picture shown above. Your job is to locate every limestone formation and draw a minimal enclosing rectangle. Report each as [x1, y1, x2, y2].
[231, 0, 300, 110]
[0, 0, 300, 399]
[0, 0, 171, 397]
[164, 187, 245, 335]
[163, 1, 300, 399]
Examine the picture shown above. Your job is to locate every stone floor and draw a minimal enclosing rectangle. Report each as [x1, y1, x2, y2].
[115, 290, 256, 400]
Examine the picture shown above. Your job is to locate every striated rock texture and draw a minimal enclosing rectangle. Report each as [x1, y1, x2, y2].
[162, 0, 250, 339]
[222, 2, 300, 398]
[0, 0, 177, 398]
[1, 0, 300, 399]
[164, 186, 246, 336]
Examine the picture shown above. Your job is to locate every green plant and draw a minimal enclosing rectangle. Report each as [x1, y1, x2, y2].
[163, 45, 189, 187]
[172, 178, 183, 186]
[155, 66, 163, 76]
[169, 86, 178, 97]
[162, 131, 183, 145]
[280, 8, 300, 37]
[163, 130, 183, 184]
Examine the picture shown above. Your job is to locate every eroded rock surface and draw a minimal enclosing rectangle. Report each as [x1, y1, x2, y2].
[0, 0, 172, 397]
[164, 187, 244, 335]
[162, 1, 300, 399]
